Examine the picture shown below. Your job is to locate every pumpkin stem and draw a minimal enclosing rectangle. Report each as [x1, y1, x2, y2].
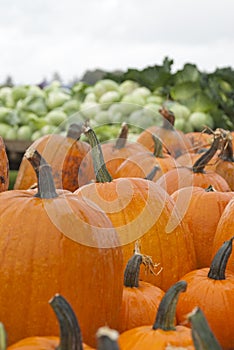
[152, 134, 164, 158]
[96, 327, 120, 350]
[49, 294, 84, 350]
[144, 165, 160, 181]
[124, 253, 143, 288]
[208, 236, 234, 280]
[25, 147, 58, 199]
[83, 127, 112, 183]
[219, 139, 234, 162]
[192, 129, 222, 173]
[0, 323, 7, 350]
[205, 185, 215, 192]
[188, 307, 222, 350]
[66, 122, 84, 140]
[114, 123, 128, 149]
[153, 280, 187, 331]
[159, 106, 175, 130]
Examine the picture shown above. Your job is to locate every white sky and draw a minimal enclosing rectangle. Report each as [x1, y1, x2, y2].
[1, 0, 234, 84]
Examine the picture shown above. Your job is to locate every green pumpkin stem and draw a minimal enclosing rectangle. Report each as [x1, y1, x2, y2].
[144, 165, 160, 181]
[152, 134, 164, 158]
[188, 307, 222, 350]
[49, 294, 84, 350]
[124, 253, 143, 288]
[153, 280, 187, 331]
[193, 130, 222, 173]
[25, 147, 58, 199]
[208, 236, 234, 280]
[0, 323, 7, 350]
[115, 123, 128, 149]
[66, 122, 84, 140]
[83, 127, 112, 183]
[96, 327, 120, 350]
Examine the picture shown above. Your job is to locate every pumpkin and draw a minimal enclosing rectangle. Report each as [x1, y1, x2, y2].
[188, 307, 222, 350]
[0, 136, 9, 192]
[0, 147, 123, 346]
[74, 127, 196, 291]
[14, 123, 94, 191]
[157, 128, 231, 195]
[7, 294, 93, 350]
[119, 243, 165, 333]
[185, 131, 213, 153]
[171, 185, 234, 268]
[137, 106, 193, 158]
[114, 135, 178, 181]
[118, 281, 194, 350]
[101, 122, 147, 177]
[212, 199, 234, 273]
[176, 237, 234, 350]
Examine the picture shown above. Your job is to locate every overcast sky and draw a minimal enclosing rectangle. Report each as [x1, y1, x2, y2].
[1, 0, 234, 84]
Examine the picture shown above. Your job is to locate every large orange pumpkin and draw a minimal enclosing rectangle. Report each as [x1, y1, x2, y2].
[14, 123, 94, 191]
[118, 281, 194, 350]
[7, 294, 93, 350]
[0, 136, 9, 192]
[176, 237, 234, 350]
[74, 127, 196, 291]
[171, 186, 234, 268]
[137, 106, 192, 158]
[0, 148, 123, 347]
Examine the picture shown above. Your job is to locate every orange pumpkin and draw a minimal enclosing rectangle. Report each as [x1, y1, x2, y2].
[119, 244, 165, 333]
[0, 136, 9, 192]
[0, 148, 123, 346]
[101, 122, 147, 177]
[212, 199, 234, 273]
[171, 185, 234, 268]
[118, 281, 194, 350]
[137, 106, 192, 158]
[7, 294, 93, 350]
[114, 135, 178, 181]
[157, 128, 231, 195]
[176, 237, 234, 350]
[185, 131, 213, 153]
[74, 127, 196, 291]
[14, 123, 94, 191]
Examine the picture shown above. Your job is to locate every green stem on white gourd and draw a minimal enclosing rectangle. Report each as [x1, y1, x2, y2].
[49, 294, 84, 350]
[83, 127, 112, 183]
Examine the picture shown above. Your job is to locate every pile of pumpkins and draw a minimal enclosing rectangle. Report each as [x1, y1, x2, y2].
[0, 106, 234, 349]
